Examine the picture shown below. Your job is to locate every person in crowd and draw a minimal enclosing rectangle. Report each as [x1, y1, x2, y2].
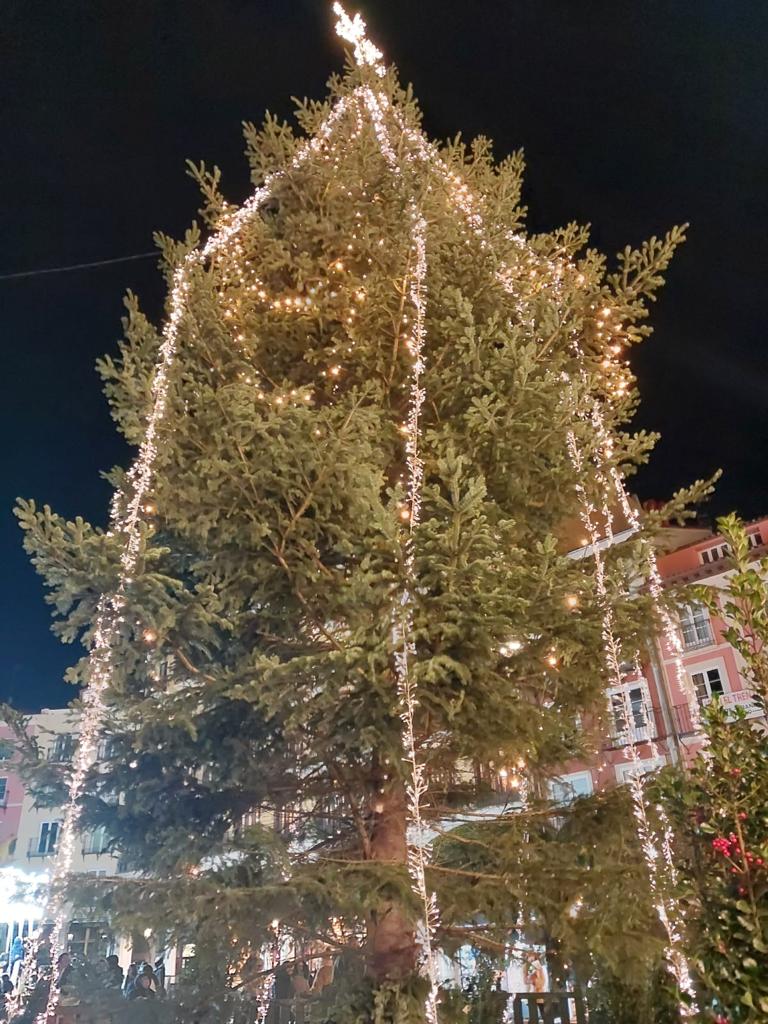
[332, 939, 363, 986]
[55, 952, 74, 990]
[104, 954, 124, 989]
[34, 928, 52, 971]
[153, 954, 166, 994]
[311, 956, 334, 994]
[127, 974, 155, 1000]
[265, 963, 292, 1024]
[8, 938, 23, 970]
[140, 962, 159, 993]
[290, 961, 310, 998]
[123, 961, 139, 997]
[1, 973, 14, 995]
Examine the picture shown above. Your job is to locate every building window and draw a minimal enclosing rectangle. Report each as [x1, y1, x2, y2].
[48, 734, 75, 763]
[0, 778, 7, 805]
[67, 922, 112, 960]
[615, 756, 666, 784]
[608, 685, 654, 744]
[82, 827, 109, 856]
[679, 603, 713, 649]
[31, 821, 60, 857]
[700, 533, 761, 565]
[549, 771, 593, 805]
[692, 667, 725, 705]
[700, 542, 731, 564]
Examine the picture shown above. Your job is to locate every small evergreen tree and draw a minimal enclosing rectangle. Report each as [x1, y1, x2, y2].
[657, 515, 768, 1022]
[15, 11, 705, 1021]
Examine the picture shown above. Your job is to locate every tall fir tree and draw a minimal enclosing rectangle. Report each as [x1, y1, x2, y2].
[15, 10, 705, 1021]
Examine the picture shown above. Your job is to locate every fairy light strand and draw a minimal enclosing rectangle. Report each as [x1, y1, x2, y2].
[32, 86, 356, 1024]
[358, 73, 440, 1020]
[25, 8, 699, 1022]
[341, 6, 695, 1008]
[565, 425, 697, 1010]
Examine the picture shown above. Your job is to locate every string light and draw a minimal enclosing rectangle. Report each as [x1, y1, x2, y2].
[24, 8, 697, 1022]
[566, 424, 696, 1009]
[30, 59, 359, 1024]
[356, 58, 440, 1020]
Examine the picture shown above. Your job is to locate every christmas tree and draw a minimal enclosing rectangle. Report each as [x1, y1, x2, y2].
[15, 7, 705, 1021]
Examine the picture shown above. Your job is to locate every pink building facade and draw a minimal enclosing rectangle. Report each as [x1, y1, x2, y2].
[0, 724, 26, 860]
[555, 515, 768, 800]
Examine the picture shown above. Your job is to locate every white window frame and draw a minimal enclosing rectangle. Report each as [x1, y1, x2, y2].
[615, 755, 666, 784]
[690, 661, 728, 706]
[549, 770, 593, 805]
[607, 681, 655, 745]
[700, 542, 730, 564]
[700, 532, 762, 565]
[679, 602, 713, 649]
[37, 821, 60, 855]
[82, 826, 109, 856]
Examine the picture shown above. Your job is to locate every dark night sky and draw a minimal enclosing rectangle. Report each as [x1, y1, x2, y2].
[2, 1, 767, 711]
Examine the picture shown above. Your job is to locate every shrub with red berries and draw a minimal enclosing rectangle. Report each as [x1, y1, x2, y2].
[654, 516, 768, 1023]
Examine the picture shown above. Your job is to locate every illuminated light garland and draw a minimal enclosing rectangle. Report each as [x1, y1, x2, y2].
[390, 204, 440, 1023]
[357, 73, 440, 1020]
[346, 10, 693, 1004]
[28, 85, 357, 1024]
[334, 2, 386, 75]
[565, 428, 697, 1012]
[587, 404, 703, 737]
[23, 7, 696, 1022]
[387, 77, 698, 1000]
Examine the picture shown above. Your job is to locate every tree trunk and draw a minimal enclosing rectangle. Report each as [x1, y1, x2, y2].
[366, 779, 417, 982]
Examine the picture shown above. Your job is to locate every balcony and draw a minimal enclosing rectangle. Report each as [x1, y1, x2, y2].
[682, 629, 714, 651]
[27, 838, 56, 858]
[46, 737, 75, 763]
[607, 703, 658, 749]
[672, 691, 764, 736]
[82, 837, 111, 856]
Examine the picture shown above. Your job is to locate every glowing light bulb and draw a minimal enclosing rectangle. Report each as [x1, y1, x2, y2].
[142, 629, 157, 644]
[565, 594, 579, 609]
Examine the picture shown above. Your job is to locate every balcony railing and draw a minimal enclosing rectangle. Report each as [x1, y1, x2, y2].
[602, 690, 765, 748]
[673, 691, 764, 736]
[27, 838, 56, 858]
[607, 703, 658, 748]
[82, 837, 111, 856]
[46, 741, 75, 763]
[682, 629, 714, 650]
